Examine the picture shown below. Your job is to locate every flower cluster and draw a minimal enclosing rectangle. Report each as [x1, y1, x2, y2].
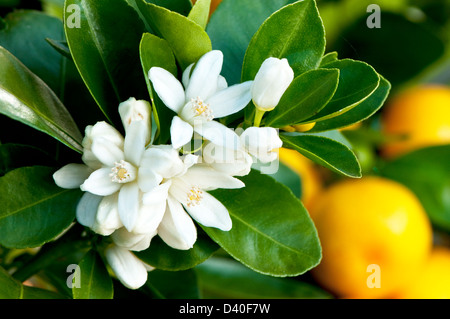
[53, 50, 293, 289]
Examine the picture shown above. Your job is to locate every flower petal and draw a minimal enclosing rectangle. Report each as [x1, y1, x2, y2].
[93, 193, 122, 236]
[111, 228, 156, 252]
[182, 63, 194, 88]
[148, 67, 186, 114]
[240, 127, 283, 163]
[76, 192, 102, 229]
[184, 192, 232, 231]
[206, 81, 253, 118]
[170, 116, 194, 149]
[124, 120, 147, 167]
[118, 182, 140, 232]
[87, 121, 124, 147]
[157, 195, 197, 250]
[202, 142, 253, 176]
[80, 168, 121, 196]
[53, 164, 92, 189]
[193, 120, 241, 150]
[185, 50, 223, 101]
[180, 164, 245, 191]
[134, 182, 171, 234]
[91, 138, 125, 167]
[105, 245, 148, 290]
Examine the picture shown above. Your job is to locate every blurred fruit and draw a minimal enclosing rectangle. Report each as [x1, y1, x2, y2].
[340, 122, 362, 131]
[381, 85, 450, 158]
[278, 148, 323, 211]
[310, 177, 432, 298]
[393, 246, 450, 299]
[293, 122, 316, 132]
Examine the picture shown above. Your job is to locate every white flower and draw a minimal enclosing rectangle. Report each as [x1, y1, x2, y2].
[138, 146, 245, 250]
[53, 98, 153, 234]
[201, 127, 283, 176]
[240, 127, 283, 163]
[251, 57, 294, 111]
[105, 245, 154, 290]
[148, 50, 253, 150]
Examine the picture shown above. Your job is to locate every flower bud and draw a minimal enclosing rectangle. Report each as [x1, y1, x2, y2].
[251, 57, 294, 111]
[118, 97, 152, 144]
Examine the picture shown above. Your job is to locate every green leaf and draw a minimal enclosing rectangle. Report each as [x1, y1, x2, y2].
[45, 38, 72, 60]
[0, 166, 83, 248]
[0, 46, 83, 153]
[206, 0, 298, 85]
[187, 0, 211, 29]
[310, 75, 391, 132]
[135, 233, 219, 271]
[196, 257, 332, 299]
[206, 170, 321, 277]
[0, 265, 65, 299]
[281, 133, 361, 178]
[320, 51, 338, 66]
[145, 269, 200, 299]
[0, 144, 56, 176]
[264, 68, 340, 128]
[64, 0, 148, 126]
[304, 59, 380, 123]
[139, 33, 177, 144]
[73, 250, 114, 299]
[380, 145, 450, 232]
[129, 0, 193, 16]
[135, 0, 212, 70]
[0, 10, 65, 95]
[242, 0, 326, 82]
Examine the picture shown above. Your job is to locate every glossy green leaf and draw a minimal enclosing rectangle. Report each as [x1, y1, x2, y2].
[242, 0, 326, 82]
[135, 0, 212, 69]
[73, 250, 113, 299]
[0, 144, 56, 176]
[0, 166, 82, 248]
[206, 170, 321, 277]
[320, 51, 338, 66]
[129, 0, 193, 16]
[139, 33, 177, 144]
[380, 145, 450, 232]
[311, 75, 391, 132]
[187, 0, 211, 29]
[0, 47, 83, 153]
[145, 269, 200, 299]
[0, 10, 65, 95]
[136, 233, 219, 271]
[281, 133, 361, 178]
[206, 0, 298, 85]
[45, 38, 72, 60]
[196, 257, 331, 299]
[264, 68, 340, 128]
[304, 59, 380, 123]
[64, 0, 148, 126]
[0, 265, 65, 299]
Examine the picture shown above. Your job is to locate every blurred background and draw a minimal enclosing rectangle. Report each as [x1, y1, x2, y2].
[0, 0, 449, 299]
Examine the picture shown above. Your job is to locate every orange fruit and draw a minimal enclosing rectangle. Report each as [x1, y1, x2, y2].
[381, 85, 450, 158]
[392, 246, 450, 299]
[278, 148, 323, 211]
[310, 177, 433, 298]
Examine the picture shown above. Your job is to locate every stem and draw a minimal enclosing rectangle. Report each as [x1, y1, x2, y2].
[253, 108, 266, 127]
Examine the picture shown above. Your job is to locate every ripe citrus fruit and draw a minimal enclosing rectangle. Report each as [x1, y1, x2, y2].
[278, 148, 323, 211]
[381, 85, 450, 158]
[310, 176, 433, 298]
[392, 246, 450, 299]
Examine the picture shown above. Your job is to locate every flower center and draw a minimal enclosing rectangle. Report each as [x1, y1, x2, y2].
[191, 97, 213, 121]
[110, 160, 137, 184]
[186, 186, 203, 207]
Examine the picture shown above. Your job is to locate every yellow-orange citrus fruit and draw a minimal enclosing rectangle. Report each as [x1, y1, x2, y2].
[310, 177, 432, 298]
[278, 148, 323, 211]
[381, 85, 450, 158]
[392, 246, 450, 299]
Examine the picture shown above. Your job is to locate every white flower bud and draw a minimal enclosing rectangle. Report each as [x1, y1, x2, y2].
[251, 57, 294, 111]
[118, 97, 152, 144]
